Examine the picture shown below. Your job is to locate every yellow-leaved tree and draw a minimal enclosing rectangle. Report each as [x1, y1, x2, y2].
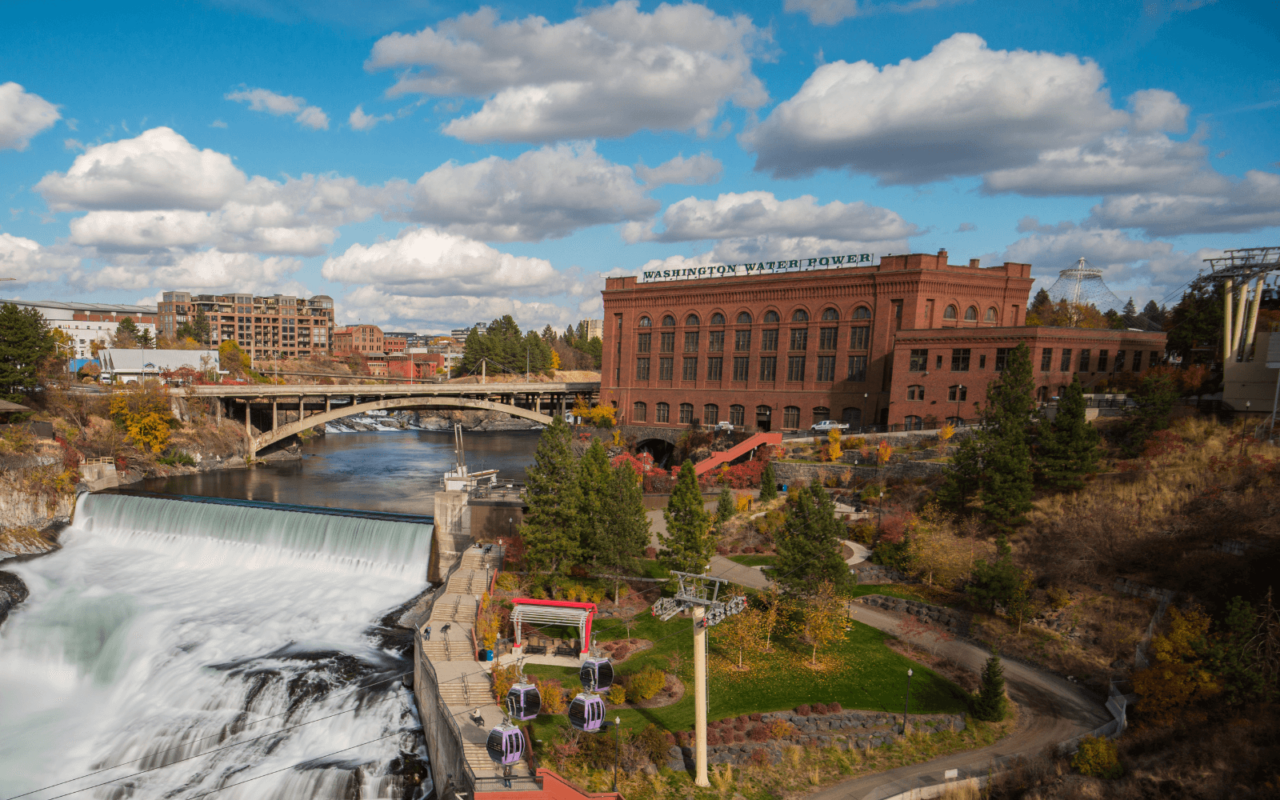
[108, 381, 176, 454]
[1132, 607, 1220, 726]
[801, 580, 848, 667]
[828, 428, 842, 461]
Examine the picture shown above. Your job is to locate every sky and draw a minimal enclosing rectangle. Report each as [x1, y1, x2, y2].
[0, 0, 1277, 334]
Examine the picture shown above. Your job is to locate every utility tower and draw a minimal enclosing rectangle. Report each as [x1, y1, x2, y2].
[652, 571, 746, 787]
[1196, 247, 1280, 364]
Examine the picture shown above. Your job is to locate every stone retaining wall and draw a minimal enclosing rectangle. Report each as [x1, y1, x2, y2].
[852, 564, 911, 585]
[854, 594, 972, 637]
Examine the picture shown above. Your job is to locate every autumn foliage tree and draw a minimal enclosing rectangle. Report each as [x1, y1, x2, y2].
[1132, 606, 1221, 726]
[108, 380, 176, 454]
[800, 580, 847, 667]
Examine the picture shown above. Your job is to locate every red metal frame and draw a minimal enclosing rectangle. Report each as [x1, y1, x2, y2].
[509, 598, 598, 653]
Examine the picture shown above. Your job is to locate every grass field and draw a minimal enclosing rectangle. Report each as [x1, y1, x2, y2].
[847, 584, 929, 603]
[727, 554, 777, 567]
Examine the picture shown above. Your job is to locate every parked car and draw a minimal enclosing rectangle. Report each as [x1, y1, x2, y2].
[810, 420, 849, 433]
[715, 421, 734, 432]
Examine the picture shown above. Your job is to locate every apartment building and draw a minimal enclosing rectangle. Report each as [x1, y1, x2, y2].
[3, 300, 158, 360]
[333, 324, 385, 355]
[157, 292, 335, 359]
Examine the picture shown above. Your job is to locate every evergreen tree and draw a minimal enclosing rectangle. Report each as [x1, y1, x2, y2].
[1120, 370, 1179, 456]
[774, 485, 851, 596]
[577, 439, 613, 557]
[1036, 375, 1100, 491]
[115, 316, 141, 347]
[1166, 285, 1223, 364]
[979, 343, 1036, 531]
[967, 533, 1022, 612]
[1026, 288, 1053, 325]
[1142, 300, 1165, 328]
[972, 652, 1009, 721]
[520, 416, 583, 578]
[541, 324, 557, 343]
[759, 462, 778, 501]
[1122, 297, 1138, 327]
[596, 462, 651, 600]
[716, 486, 734, 522]
[935, 430, 983, 513]
[659, 460, 716, 574]
[0, 303, 55, 403]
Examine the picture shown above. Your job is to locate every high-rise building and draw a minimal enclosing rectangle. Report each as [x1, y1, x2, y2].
[157, 292, 334, 359]
[581, 319, 604, 340]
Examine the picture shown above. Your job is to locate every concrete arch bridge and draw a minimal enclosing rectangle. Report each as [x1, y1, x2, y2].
[187, 382, 598, 457]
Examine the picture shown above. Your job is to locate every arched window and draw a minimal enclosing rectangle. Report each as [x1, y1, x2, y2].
[632, 401, 647, 422]
[661, 315, 675, 327]
[703, 404, 719, 425]
[763, 310, 779, 323]
[907, 385, 925, 401]
[943, 305, 958, 320]
[792, 309, 809, 322]
[821, 308, 839, 321]
[946, 416, 964, 427]
[812, 406, 830, 423]
[964, 306, 978, 321]
[985, 307, 998, 322]
[679, 403, 694, 424]
[686, 314, 700, 326]
[729, 405, 745, 426]
[736, 312, 752, 324]
[656, 402, 670, 423]
[852, 307, 871, 320]
[710, 312, 725, 325]
[638, 316, 652, 327]
[783, 406, 800, 429]
[904, 415, 923, 431]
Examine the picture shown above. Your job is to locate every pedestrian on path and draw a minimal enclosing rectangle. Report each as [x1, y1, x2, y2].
[425, 625, 432, 641]
[442, 623, 452, 636]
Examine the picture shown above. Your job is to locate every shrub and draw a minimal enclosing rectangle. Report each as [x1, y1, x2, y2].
[644, 546, 657, 559]
[747, 725, 770, 742]
[495, 573, 519, 592]
[1071, 736, 1122, 779]
[749, 712, 762, 722]
[635, 724, 668, 765]
[613, 644, 631, 660]
[706, 729, 722, 746]
[492, 664, 522, 704]
[768, 719, 796, 739]
[1046, 587, 1071, 610]
[534, 677, 567, 714]
[608, 684, 627, 704]
[795, 704, 811, 716]
[627, 667, 666, 701]
[828, 702, 842, 713]
[749, 749, 769, 766]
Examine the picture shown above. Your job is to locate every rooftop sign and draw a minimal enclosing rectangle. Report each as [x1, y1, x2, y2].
[641, 252, 876, 282]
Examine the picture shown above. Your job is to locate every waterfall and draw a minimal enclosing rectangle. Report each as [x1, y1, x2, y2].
[0, 493, 433, 800]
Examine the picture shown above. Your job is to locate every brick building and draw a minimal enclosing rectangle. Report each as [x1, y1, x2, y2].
[333, 324, 385, 355]
[600, 251, 1167, 432]
[157, 292, 334, 359]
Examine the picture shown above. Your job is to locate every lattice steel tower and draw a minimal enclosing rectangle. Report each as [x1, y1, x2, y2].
[1046, 257, 1125, 314]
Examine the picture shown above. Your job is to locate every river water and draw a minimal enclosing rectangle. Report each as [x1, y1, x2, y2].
[0, 430, 540, 800]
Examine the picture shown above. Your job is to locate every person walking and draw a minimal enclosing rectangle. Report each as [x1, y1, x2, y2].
[425, 625, 432, 641]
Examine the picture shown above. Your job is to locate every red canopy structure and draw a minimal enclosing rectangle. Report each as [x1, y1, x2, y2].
[509, 599, 598, 655]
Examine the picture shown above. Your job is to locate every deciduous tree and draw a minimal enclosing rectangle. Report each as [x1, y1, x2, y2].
[800, 580, 847, 667]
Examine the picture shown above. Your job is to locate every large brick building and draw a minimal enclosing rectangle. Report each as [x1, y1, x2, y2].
[333, 324, 385, 355]
[600, 251, 1166, 432]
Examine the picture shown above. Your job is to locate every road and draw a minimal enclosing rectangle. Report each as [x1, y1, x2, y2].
[806, 605, 1109, 800]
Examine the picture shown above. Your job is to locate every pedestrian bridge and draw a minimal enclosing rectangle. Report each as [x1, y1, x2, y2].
[188, 381, 599, 456]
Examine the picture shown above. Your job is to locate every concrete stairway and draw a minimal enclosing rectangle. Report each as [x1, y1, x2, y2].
[693, 431, 783, 476]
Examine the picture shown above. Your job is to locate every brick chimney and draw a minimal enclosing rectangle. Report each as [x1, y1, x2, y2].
[969, 258, 980, 268]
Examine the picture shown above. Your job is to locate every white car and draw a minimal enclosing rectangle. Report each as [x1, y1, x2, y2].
[810, 420, 849, 433]
[715, 421, 734, 432]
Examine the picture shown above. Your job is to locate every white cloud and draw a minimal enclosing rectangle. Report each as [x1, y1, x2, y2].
[36, 127, 247, 211]
[784, 0, 964, 26]
[636, 232, 911, 278]
[623, 191, 918, 244]
[82, 250, 302, 293]
[226, 87, 329, 130]
[956, 222, 976, 232]
[349, 105, 393, 131]
[338, 286, 581, 333]
[636, 153, 722, 187]
[981, 132, 1213, 196]
[0, 82, 60, 151]
[742, 33, 1127, 183]
[1087, 170, 1280, 236]
[366, 1, 768, 143]
[1129, 89, 1188, 134]
[399, 142, 658, 241]
[210, 119, 228, 128]
[0, 233, 80, 285]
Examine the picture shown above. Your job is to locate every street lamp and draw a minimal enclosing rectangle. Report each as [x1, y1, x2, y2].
[954, 385, 965, 426]
[903, 668, 914, 733]
[612, 715, 621, 792]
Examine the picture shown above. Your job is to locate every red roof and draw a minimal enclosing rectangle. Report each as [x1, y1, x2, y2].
[510, 598, 598, 612]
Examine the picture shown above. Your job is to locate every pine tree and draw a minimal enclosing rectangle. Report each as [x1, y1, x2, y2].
[115, 316, 141, 348]
[759, 462, 778, 501]
[577, 439, 613, 558]
[1036, 375, 1100, 491]
[716, 486, 734, 523]
[936, 430, 983, 514]
[1120, 371, 1179, 456]
[1026, 288, 1053, 325]
[0, 303, 54, 403]
[972, 652, 1009, 721]
[775, 485, 851, 596]
[1122, 297, 1138, 328]
[596, 462, 651, 601]
[520, 416, 583, 578]
[1142, 300, 1165, 328]
[659, 460, 716, 574]
[967, 533, 1021, 612]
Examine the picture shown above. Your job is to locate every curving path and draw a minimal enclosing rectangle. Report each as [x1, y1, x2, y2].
[806, 604, 1110, 799]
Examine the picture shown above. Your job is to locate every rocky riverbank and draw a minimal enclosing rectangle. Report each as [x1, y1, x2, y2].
[0, 570, 29, 628]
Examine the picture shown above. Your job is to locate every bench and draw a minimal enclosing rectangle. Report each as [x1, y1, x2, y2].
[524, 644, 547, 656]
[554, 644, 578, 658]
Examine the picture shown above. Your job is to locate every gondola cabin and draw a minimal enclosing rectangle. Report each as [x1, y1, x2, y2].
[506, 681, 541, 721]
[579, 657, 614, 691]
[486, 721, 525, 766]
[568, 693, 606, 733]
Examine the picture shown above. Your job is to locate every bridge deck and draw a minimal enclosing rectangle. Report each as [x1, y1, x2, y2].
[190, 381, 599, 398]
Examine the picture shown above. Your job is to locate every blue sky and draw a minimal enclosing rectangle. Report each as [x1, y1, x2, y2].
[1, 0, 1276, 333]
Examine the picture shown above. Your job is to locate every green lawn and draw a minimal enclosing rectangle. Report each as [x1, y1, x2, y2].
[727, 554, 777, 568]
[847, 584, 929, 603]
[632, 559, 672, 581]
[524, 603, 968, 740]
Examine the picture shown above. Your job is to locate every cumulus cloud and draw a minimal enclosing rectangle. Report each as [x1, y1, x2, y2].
[366, 1, 768, 142]
[81, 249, 302, 293]
[956, 222, 976, 232]
[226, 87, 329, 130]
[1129, 89, 1189, 134]
[635, 153, 722, 187]
[349, 105, 393, 131]
[398, 143, 658, 241]
[635, 231, 912, 279]
[338, 286, 582, 333]
[981, 132, 1213, 196]
[742, 33, 1127, 183]
[36, 127, 247, 211]
[0, 82, 60, 151]
[784, 0, 965, 27]
[623, 191, 918, 244]
[1087, 170, 1280, 236]
[0, 233, 80, 285]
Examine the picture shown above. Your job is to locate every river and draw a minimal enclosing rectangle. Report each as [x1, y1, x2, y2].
[0, 430, 541, 800]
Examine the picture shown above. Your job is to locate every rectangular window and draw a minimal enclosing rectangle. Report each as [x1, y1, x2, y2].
[706, 357, 723, 381]
[682, 357, 698, 380]
[787, 355, 806, 381]
[849, 327, 869, 350]
[759, 356, 777, 382]
[684, 331, 699, 352]
[817, 355, 836, 381]
[951, 349, 971, 372]
[1060, 348, 1073, 372]
[708, 331, 724, 352]
[735, 330, 752, 352]
[656, 404, 669, 423]
[909, 349, 928, 372]
[1114, 350, 1126, 371]
[1149, 351, 1159, 368]
[1078, 349, 1091, 372]
[995, 348, 1011, 372]
[1097, 350, 1108, 372]
[937, 354, 943, 370]
[784, 407, 800, 428]
[1041, 349, 1053, 372]
[659, 357, 673, 381]
[848, 355, 867, 382]
[819, 327, 837, 350]
[733, 356, 749, 381]
[660, 332, 674, 353]
[789, 328, 808, 351]
[636, 358, 650, 380]
[761, 329, 778, 351]
[948, 385, 968, 402]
